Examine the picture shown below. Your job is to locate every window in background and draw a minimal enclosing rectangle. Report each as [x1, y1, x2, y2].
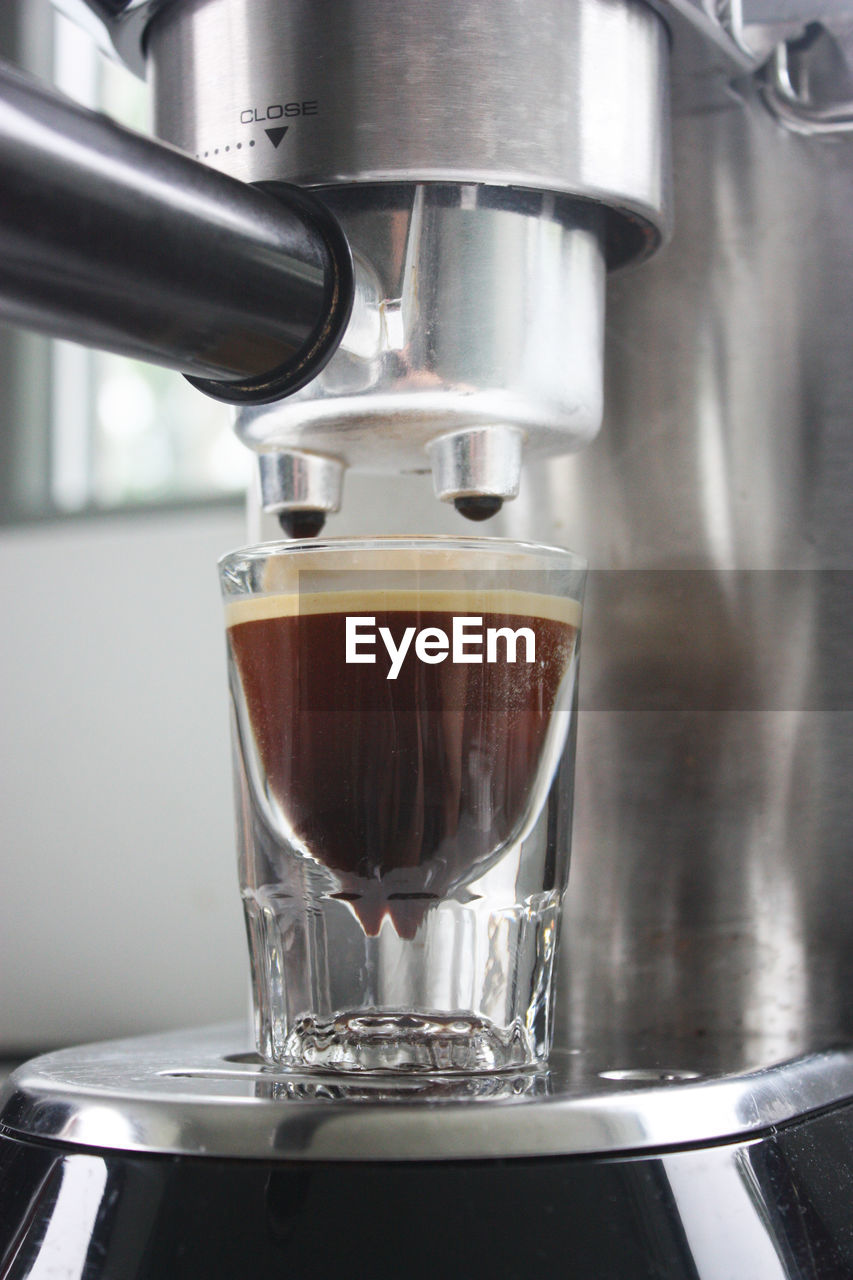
[45, 11, 250, 515]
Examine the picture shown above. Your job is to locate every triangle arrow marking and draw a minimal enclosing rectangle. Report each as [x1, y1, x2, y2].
[265, 126, 289, 149]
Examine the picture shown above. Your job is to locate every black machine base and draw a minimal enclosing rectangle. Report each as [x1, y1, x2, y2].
[4, 1104, 853, 1278]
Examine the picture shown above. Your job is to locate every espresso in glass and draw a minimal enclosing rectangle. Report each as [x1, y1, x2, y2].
[221, 541, 584, 1073]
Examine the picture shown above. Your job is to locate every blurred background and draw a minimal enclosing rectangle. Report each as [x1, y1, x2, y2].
[0, 0, 250, 1053]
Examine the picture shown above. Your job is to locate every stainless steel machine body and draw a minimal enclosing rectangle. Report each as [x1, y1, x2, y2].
[2, 0, 853, 1275]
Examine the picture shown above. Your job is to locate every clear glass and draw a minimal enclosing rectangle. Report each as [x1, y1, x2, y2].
[219, 536, 585, 1072]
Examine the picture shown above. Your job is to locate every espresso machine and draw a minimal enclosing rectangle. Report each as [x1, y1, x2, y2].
[2, 0, 853, 1275]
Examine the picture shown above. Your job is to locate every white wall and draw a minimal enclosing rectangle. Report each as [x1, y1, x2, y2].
[0, 506, 249, 1052]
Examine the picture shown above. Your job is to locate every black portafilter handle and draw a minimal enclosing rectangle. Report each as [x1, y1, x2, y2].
[0, 58, 353, 405]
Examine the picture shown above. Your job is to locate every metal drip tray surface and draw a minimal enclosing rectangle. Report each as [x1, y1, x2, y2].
[2, 1024, 853, 1162]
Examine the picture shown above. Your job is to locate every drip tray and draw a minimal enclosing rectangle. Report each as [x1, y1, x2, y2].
[2, 1023, 853, 1161]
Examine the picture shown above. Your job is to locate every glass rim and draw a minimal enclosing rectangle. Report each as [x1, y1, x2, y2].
[218, 534, 586, 575]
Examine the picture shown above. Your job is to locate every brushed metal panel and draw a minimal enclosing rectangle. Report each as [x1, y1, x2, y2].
[148, 0, 671, 247]
[495, 85, 853, 1065]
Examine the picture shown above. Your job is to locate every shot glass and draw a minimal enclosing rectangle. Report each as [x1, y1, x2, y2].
[219, 536, 585, 1072]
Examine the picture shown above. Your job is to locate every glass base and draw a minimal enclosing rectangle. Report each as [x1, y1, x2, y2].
[246, 878, 561, 1074]
[275, 1011, 535, 1074]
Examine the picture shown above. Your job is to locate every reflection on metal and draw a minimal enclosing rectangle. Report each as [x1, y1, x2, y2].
[478, 75, 853, 1070]
[25, 1156, 107, 1279]
[427, 427, 524, 507]
[147, 0, 672, 251]
[762, 24, 853, 133]
[0, 60, 354, 401]
[236, 187, 607, 517]
[662, 1148, 793, 1277]
[5, 1100, 853, 1278]
[53, 0, 163, 74]
[258, 451, 344, 518]
[144, 0, 667, 513]
[2, 1024, 853, 1161]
